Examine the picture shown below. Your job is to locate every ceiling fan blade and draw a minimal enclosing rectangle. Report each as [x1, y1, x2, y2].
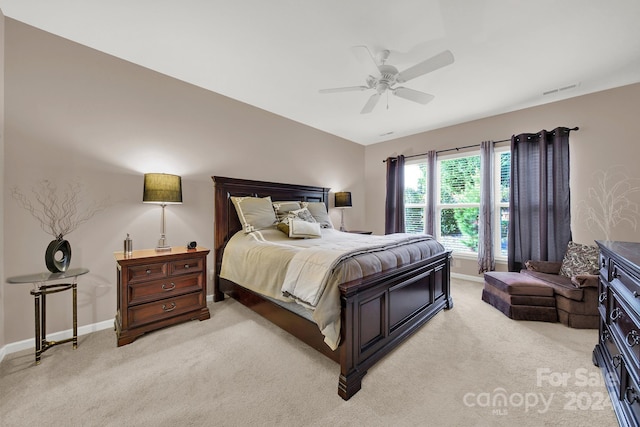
[360, 93, 381, 114]
[396, 50, 454, 83]
[393, 87, 435, 104]
[319, 86, 369, 94]
[350, 45, 381, 78]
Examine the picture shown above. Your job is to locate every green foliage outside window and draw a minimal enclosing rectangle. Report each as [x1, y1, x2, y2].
[440, 156, 480, 251]
[404, 150, 511, 254]
[404, 163, 427, 235]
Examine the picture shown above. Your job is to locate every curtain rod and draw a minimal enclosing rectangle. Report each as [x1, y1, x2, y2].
[382, 127, 579, 163]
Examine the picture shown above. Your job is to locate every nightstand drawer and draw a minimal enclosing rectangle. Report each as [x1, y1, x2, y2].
[127, 292, 204, 328]
[127, 263, 168, 283]
[169, 257, 204, 276]
[128, 274, 203, 306]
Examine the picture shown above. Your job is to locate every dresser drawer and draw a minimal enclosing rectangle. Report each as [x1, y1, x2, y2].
[127, 292, 204, 328]
[601, 321, 623, 386]
[127, 262, 168, 283]
[622, 365, 640, 420]
[169, 257, 204, 276]
[610, 294, 640, 378]
[612, 261, 640, 302]
[600, 253, 610, 281]
[598, 279, 609, 320]
[128, 274, 203, 306]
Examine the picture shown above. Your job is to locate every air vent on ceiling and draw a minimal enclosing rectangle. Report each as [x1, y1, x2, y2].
[379, 131, 394, 137]
[543, 82, 580, 96]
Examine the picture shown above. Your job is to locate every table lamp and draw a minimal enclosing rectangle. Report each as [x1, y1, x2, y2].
[143, 173, 182, 251]
[335, 191, 352, 232]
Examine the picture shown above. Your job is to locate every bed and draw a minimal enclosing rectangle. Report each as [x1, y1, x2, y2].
[213, 176, 452, 400]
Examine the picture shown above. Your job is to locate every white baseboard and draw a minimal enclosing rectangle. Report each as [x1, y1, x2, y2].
[1, 294, 216, 364]
[451, 272, 484, 283]
[0, 318, 115, 363]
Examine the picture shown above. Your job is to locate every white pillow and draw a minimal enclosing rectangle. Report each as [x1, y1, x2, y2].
[231, 196, 277, 233]
[301, 202, 333, 228]
[272, 201, 302, 221]
[289, 207, 317, 223]
[277, 218, 322, 238]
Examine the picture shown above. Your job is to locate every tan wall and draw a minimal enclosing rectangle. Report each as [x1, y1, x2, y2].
[2, 19, 365, 344]
[365, 83, 640, 279]
[0, 12, 6, 349]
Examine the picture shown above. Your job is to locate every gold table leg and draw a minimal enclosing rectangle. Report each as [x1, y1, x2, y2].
[33, 291, 42, 365]
[30, 282, 78, 364]
[73, 282, 78, 349]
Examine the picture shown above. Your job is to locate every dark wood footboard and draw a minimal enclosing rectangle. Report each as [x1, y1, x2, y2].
[212, 176, 452, 400]
[338, 250, 451, 399]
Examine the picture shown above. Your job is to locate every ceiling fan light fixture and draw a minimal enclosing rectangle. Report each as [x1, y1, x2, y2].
[319, 47, 454, 114]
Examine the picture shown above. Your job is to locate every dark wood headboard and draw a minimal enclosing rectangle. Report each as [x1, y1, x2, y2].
[212, 176, 330, 289]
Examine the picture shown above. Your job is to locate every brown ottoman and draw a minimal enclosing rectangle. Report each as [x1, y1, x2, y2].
[482, 272, 558, 322]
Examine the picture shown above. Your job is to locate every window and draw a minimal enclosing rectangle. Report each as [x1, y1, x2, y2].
[404, 163, 427, 234]
[496, 149, 511, 257]
[438, 153, 481, 254]
[404, 147, 510, 258]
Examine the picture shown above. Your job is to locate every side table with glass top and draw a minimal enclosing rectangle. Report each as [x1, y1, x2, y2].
[7, 268, 89, 364]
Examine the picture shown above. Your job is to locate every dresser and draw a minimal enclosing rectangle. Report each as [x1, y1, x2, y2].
[594, 241, 640, 427]
[114, 247, 210, 346]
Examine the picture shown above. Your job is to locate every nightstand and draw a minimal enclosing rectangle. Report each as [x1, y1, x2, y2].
[114, 246, 210, 346]
[346, 230, 372, 235]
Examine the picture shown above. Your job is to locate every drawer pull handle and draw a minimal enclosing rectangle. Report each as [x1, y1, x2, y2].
[162, 282, 176, 291]
[613, 354, 622, 368]
[601, 330, 611, 343]
[613, 271, 620, 279]
[184, 264, 190, 269]
[146, 269, 152, 275]
[634, 291, 640, 298]
[599, 292, 607, 303]
[162, 302, 177, 312]
[602, 258, 606, 268]
[610, 308, 622, 322]
[626, 387, 640, 404]
[627, 330, 640, 347]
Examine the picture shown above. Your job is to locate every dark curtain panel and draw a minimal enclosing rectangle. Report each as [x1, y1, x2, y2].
[508, 127, 572, 272]
[385, 155, 405, 234]
[478, 141, 495, 273]
[425, 150, 437, 236]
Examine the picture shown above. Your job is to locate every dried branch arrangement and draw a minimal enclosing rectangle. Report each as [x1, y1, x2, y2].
[577, 168, 640, 240]
[11, 179, 109, 239]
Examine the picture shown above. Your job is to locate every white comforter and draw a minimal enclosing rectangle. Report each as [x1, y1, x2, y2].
[220, 228, 445, 350]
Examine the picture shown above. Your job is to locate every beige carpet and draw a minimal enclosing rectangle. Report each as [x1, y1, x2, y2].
[0, 278, 618, 426]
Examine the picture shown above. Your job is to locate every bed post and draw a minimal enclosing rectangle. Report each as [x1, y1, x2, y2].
[338, 292, 366, 400]
[212, 177, 230, 302]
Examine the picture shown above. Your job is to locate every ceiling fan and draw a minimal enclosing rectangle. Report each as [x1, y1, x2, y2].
[319, 46, 454, 114]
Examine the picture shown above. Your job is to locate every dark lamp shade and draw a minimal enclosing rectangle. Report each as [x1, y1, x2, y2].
[335, 191, 352, 208]
[143, 173, 183, 204]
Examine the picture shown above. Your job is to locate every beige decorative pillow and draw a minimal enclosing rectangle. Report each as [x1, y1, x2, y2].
[289, 207, 317, 223]
[277, 218, 322, 238]
[559, 241, 600, 277]
[301, 202, 333, 228]
[272, 201, 302, 221]
[231, 196, 277, 233]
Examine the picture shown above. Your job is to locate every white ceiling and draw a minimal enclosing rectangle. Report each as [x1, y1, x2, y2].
[2, 0, 640, 145]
